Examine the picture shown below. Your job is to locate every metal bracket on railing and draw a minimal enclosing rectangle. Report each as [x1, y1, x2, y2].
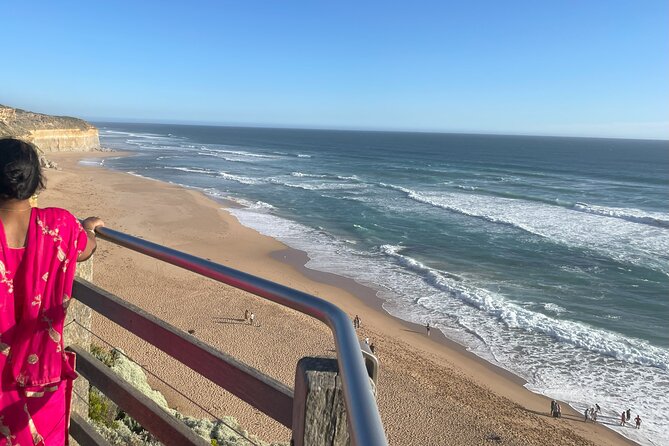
[359, 342, 379, 385]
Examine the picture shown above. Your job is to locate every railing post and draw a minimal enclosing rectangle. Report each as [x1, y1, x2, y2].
[292, 356, 377, 446]
[65, 258, 94, 419]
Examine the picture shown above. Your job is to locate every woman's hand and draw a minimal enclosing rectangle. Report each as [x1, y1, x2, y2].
[82, 216, 105, 233]
[78, 217, 105, 262]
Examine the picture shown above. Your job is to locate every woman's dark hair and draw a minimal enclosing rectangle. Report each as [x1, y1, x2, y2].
[0, 138, 46, 200]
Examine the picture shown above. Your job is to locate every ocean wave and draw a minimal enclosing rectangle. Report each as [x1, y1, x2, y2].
[199, 147, 277, 159]
[281, 182, 366, 191]
[218, 172, 263, 185]
[574, 203, 669, 228]
[228, 197, 275, 210]
[378, 183, 669, 274]
[163, 166, 216, 175]
[380, 244, 669, 370]
[291, 171, 328, 178]
[297, 154, 311, 158]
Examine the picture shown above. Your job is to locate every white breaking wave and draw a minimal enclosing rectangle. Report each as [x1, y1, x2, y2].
[281, 182, 366, 191]
[163, 166, 216, 175]
[199, 147, 277, 159]
[380, 244, 669, 370]
[574, 203, 669, 228]
[297, 154, 311, 158]
[218, 172, 263, 185]
[379, 183, 669, 274]
[291, 171, 328, 178]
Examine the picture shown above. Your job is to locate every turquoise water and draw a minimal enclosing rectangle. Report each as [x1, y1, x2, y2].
[95, 123, 668, 445]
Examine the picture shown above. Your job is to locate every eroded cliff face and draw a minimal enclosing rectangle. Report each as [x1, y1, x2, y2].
[0, 104, 100, 152]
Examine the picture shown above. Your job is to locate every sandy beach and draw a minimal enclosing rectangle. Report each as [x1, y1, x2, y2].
[42, 152, 637, 446]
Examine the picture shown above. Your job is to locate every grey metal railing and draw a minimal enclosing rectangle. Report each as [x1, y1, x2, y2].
[93, 225, 387, 446]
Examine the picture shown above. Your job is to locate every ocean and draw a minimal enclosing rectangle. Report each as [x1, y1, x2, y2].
[93, 123, 668, 446]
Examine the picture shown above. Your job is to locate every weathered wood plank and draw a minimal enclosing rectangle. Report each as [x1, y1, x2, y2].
[68, 345, 210, 446]
[292, 357, 376, 446]
[73, 278, 294, 428]
[70, 413, 114, 446]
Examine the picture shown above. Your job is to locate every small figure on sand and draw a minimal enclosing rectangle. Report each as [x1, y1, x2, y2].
[584, 408, 589, 422]
[589, 407, 597, 422]
[426, 322, 430, 336]
[595, 403, 601, 414]
[353, 315, 361, 329]
[555, 403, 562, 418]
[551, 400, 561, 418]
[626, 408, 631, 421]
[620, 411, 626, 426]
[635, 415, 641, 429]
[244, 309, 249, 321]
[370, 343, 376, 354]
[250, 312, 255, 326]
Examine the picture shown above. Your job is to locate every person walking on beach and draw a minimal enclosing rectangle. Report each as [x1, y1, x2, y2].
[584, 408, 589, 422]
[556, 403, 562, 418]
[620, 411, 626, 426]
[370, 343, 376, 354]
[595, 403, 601, 414]
[250, 312, 255, 326]
[426, 322, 430, 336]
[550, 400, 556, 417]
[0, 138, 104, 445]
[353, 315, 360, 329]
[635, 415, 641, 429]
[244, 309, 249, 321]
[626, 408, 631, 421]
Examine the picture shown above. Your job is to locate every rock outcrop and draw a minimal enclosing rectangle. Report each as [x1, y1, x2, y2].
[0, 104, 100, 152]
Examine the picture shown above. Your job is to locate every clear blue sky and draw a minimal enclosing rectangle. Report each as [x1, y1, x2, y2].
[2, 1, 668, 139]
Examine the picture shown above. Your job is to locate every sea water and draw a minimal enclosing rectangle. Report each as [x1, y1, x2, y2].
[95, 123, 668, 445]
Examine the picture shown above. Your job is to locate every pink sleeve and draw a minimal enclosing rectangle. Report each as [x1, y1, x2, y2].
[69, 213, 88, 259]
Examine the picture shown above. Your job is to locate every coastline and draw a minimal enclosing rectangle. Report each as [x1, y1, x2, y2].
[44, 151, 638, 446]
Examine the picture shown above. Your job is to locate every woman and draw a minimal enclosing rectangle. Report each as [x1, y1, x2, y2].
[0, 138, 103, 445]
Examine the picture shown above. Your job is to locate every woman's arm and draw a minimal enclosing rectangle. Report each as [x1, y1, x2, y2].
[78, 216, 105, 262]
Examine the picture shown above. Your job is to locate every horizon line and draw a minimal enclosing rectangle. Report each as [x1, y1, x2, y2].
[87, 116, 669, 143]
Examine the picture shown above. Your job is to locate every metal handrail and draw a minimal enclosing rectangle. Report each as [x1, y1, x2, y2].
[93, 225, 388, 446]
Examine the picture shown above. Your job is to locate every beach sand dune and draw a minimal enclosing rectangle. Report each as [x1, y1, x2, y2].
[43, 152, 636, 446]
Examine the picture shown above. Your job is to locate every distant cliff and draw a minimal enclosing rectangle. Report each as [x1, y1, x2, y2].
[0, 104, 100, 152]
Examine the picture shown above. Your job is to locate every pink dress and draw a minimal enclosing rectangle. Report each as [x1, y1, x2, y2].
[0, 207, 87, 446]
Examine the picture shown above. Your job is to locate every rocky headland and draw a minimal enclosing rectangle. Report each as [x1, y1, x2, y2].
[0, 104, 100, 153]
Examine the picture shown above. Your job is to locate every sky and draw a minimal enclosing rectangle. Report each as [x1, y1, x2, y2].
[2, 1, 668, 139]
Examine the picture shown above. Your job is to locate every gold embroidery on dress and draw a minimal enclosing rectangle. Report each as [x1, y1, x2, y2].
[25, 390, 44, 398]
[23, 404, 44, 445]
[0, 261, 14, 294]
[42, 315, 62, 344]
[0, 415, 17, 445]
[57, 246, 66, 262]
[16, 371, 27, 386]
[37, 217, 62, 243]
[41, 272, 49, 281]
[63, 293, 71, 309]
[27, 354, 38, 365]
[31, 294, 42, 308]
[0, 334, 10, 356]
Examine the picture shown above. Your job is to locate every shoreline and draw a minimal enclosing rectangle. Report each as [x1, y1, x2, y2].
[268, 247, 529, 388]
[45, 150, 638, 446]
